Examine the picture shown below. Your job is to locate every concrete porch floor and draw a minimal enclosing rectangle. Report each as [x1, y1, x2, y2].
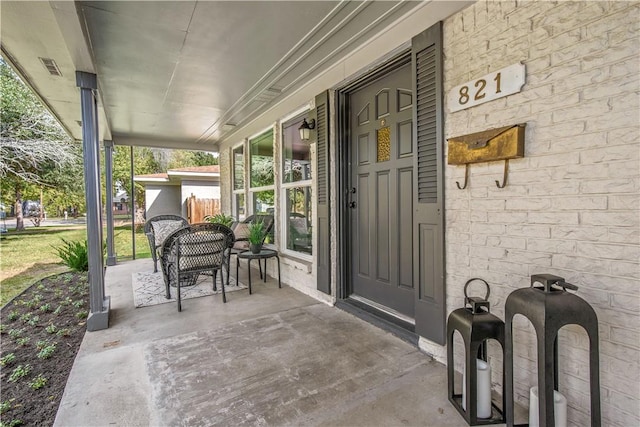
[54, 258, 486, 427]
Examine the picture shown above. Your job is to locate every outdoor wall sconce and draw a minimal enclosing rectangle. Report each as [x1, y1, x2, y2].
[298, 118, 315, 141]
[447, 123, 525, 189]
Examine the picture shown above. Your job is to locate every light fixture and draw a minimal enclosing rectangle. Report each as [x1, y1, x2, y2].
[298, 118, 316, 141]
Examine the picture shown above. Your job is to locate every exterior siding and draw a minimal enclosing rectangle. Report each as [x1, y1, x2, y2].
[418, 1, 639, 426]
[145, 185, 182, 219]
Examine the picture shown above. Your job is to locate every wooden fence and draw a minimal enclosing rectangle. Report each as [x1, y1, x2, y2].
[186, 194, 221, 224]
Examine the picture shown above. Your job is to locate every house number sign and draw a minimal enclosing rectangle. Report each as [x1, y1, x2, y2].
[448, 62, 526, 113]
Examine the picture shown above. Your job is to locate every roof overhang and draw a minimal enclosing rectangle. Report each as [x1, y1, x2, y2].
[1, 1, 473, 152]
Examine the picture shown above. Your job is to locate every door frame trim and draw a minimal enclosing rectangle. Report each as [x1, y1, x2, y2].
[335, 49, 412, 305]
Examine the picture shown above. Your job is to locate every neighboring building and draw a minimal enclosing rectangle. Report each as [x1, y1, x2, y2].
[134, 165, 220, 220]
[111, 188, 129, 216]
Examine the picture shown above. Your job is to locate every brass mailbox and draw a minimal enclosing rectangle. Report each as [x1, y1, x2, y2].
[447, 124, 526, 189]
[447, 124, 525, 165]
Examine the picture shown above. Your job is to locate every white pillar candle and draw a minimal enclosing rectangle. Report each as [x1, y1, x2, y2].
[528, 386, 567, 427]
[461, 358, 492, 418]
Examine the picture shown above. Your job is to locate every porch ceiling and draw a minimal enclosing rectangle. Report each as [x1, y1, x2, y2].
[1, 1, 466, 152]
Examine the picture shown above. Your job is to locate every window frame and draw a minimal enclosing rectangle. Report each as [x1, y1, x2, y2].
[248, 127, 277, 245]
[231, 142, 246, 221]
[279, 109, 313, 261]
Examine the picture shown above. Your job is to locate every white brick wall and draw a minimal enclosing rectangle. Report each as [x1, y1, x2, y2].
[423, 1, 640, 426]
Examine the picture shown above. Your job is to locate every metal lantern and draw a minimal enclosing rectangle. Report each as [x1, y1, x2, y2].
[447, 278, 505, 425]
[505, 274, 601, 427]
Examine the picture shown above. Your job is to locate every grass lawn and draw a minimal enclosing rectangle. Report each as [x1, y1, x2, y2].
[0, 224, 150, 306]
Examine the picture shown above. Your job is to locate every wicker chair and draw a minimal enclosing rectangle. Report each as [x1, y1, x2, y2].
[230, 214, 274, 280]
[144, 214, 189, 272]
[160, 223, 235, 311]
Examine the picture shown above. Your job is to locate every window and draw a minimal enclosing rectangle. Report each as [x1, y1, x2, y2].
[250, 130, 274, 188]
[281, 114, 313, 256]
[232, 144, 245, 221]
[249, 129, 276, 243]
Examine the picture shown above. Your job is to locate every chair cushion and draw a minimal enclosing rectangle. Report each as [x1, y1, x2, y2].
[233, 222, 250, 240]
[177, 233, 225, 271]
[152, 220, 185, 248]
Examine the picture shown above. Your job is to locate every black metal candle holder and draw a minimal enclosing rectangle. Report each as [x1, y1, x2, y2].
[447, 278, 505, 425]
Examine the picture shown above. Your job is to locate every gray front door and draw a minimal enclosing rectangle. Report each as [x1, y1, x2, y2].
[349, 62, 415, 318]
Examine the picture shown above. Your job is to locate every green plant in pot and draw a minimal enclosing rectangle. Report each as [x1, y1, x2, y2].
[204, 213, 235, 228]
[247, 220, 265, 254]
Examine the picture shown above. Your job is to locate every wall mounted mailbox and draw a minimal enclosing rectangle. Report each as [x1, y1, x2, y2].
[447, 124, 526, 189]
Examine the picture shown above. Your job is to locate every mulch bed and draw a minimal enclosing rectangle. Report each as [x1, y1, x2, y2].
[0, 272, 89, 426]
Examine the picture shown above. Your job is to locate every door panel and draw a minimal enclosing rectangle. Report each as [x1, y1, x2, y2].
[350, 62, 414, 318]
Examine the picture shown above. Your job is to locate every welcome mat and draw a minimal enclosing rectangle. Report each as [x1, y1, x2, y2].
[132, 271, 246, 308]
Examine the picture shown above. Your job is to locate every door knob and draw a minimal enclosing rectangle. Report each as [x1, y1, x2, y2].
[349, 201, 357, 209]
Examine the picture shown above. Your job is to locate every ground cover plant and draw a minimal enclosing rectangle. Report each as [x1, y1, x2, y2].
[0, 223, 151, 425]
[0, 272, 89, 426]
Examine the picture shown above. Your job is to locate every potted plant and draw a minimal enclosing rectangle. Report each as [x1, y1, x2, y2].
[247, 220, 265, 254]
[204, 213, 235, 228]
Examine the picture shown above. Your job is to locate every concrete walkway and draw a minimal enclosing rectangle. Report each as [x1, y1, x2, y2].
[54, 259, 474, 427]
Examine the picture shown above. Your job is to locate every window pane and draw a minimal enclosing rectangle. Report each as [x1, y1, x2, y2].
[283, 117, 312, 183]
[253, 190, 275, 244]
[233, 146, 244, 190]
[234, 193, 245, 221]
[250, 130, 274, 187]
[286, 187, 312, 255]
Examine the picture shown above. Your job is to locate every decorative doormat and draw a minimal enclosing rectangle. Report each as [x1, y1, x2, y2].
[132, 271, 246, 308]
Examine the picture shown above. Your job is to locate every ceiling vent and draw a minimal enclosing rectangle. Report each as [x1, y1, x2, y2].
[39, 57, 62, 77]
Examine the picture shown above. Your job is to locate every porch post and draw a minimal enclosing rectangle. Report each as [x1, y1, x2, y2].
[76, 71, 110, 331]
[104, 140, 117, 266]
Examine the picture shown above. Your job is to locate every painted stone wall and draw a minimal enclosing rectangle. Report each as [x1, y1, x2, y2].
[419, 1, 639, 425]
[219, 148, 231, 214]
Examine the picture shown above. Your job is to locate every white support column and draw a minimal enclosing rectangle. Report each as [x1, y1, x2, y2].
[76, 71, 110, 331]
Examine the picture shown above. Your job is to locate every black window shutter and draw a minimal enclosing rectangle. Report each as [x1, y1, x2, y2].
[315, 91, 331, 294]
[412, 22, 446, 345]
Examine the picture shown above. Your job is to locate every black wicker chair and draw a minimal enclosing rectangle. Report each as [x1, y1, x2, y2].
[230, 214, 275, 280]
[160, 223, 235, 311]
[144, 214, 189, 272]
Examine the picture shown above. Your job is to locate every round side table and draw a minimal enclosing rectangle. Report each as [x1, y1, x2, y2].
[237, 249, 281, 294]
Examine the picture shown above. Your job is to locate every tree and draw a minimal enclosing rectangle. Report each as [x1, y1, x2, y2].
[167, 149, 218, 169]
[0, 59, 81, 230]
[110, 146, 161, 211]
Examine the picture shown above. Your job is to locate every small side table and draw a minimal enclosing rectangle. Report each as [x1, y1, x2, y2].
[237, 249, 281, 294]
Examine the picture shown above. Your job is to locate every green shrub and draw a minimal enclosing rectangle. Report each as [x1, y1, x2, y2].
[28, 374, 47, 390]
[37, 343, 56, 359]
[53, 239, 89, 272]
[0, 354, 16, 367]
[16, 337, 30, 347]
[56, 328, 70, 337]
[0, 400, 11, 415]
[0, 418, 23, 427]
[8, 365, 31, 382]
[204, 213, 235, 228]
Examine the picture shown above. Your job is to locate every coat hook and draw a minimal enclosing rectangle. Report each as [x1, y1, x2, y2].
[495, 159, 509, 188]
[456, 164, 470, 190]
